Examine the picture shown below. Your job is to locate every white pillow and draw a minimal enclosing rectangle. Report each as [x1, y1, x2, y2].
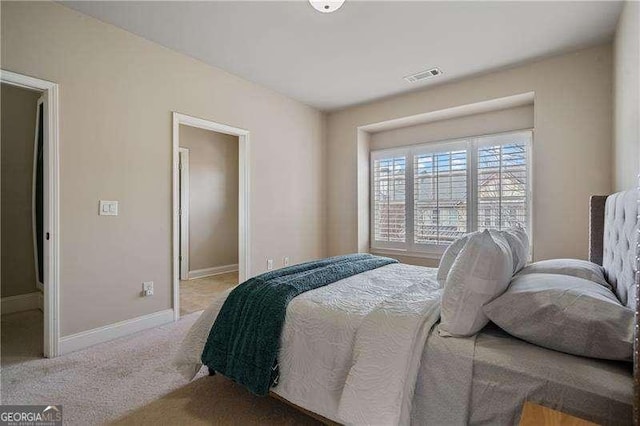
[437, 231, 479, 287]
[437, 226, 528, 286]
[439, 229, 514, 337]
[496, 225, 529, 274]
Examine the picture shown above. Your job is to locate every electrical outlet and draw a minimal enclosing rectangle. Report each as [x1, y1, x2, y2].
[267, 259, 274, 271]
[142, 281, 154, 297]
[283, 257, 290, 267]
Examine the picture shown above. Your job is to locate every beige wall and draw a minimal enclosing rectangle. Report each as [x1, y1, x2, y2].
[1, 1, 326, 336]
[180, 125, 239, 271]
[370, 105, 534, 150]
[327, 44, 613, 263]
[1, 83, 41, 298]
[613, 1, 640, 191]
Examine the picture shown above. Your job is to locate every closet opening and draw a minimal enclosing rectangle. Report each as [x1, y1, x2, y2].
[1, 70, 60, 361]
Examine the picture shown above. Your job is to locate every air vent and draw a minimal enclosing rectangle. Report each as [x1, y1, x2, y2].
[404, 67, 443, 83]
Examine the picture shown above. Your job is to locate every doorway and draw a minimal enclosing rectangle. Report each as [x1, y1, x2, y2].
[0, 70, 60, 359]
[172, 113, 250, 320]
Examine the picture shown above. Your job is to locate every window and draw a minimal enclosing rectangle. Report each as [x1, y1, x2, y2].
[371, 130, 532, 255]
[413, 144, 468, 246]
[372, 156, 406, 245]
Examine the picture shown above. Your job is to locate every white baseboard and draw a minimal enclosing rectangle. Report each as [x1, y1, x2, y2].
[188, 264, 238, 280]
[58, 309, 174, 355]
[1, 292, 42, 315]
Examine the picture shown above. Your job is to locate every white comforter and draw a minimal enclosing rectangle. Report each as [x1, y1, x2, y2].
[173, 263, 442, 425]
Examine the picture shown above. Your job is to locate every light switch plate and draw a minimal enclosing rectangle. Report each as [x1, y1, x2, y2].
[99, 200, 118, 216]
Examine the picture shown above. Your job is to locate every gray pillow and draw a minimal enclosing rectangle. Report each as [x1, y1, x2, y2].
[516, 258, 611, 290]
[483, 273, 634, 361]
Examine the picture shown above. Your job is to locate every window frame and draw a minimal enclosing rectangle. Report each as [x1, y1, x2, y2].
[370, 129, 533, 258]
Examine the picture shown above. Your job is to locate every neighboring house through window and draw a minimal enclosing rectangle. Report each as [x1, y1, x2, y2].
[371, 130, 532, 256]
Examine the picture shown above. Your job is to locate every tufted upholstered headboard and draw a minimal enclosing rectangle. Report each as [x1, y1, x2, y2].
[589, 189, 639, 308]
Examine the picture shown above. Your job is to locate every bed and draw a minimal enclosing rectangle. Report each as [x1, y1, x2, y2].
[174, 189, 637, 425]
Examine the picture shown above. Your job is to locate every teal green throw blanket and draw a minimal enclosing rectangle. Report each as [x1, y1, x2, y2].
[201, 253, 397, 396]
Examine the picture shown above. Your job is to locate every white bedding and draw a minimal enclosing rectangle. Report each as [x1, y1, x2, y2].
[173, 263, 441, 425]
[173, 262, 633, 425]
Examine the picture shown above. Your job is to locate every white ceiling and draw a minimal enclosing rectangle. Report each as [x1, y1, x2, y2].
[61, 1, 623, 111]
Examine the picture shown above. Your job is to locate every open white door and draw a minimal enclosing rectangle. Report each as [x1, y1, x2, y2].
[38, 91, 54, 357]
[178, 148, 189, 280]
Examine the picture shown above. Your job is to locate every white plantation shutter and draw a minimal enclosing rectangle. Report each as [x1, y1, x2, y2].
[372, 153, 407, 246]
[370, 130, 532, 254]
[413, 141, 468, 247]
[476, 131, 531, 232]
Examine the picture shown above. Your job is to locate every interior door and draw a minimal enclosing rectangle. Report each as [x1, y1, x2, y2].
[179, 148, 189, 280]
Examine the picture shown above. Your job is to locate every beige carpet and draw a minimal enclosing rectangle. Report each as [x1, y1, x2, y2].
[1, 309, 44, 367]
[180, 272, 238, 316]
[0, 311, 320, 426]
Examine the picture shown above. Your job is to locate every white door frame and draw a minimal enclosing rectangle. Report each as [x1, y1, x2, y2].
[172, 112, 250, 321]
[178, 147, 190, 281]
[1, 69, 60, 358]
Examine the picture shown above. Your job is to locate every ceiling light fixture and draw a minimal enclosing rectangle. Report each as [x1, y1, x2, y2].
[309, 0, 345, 13]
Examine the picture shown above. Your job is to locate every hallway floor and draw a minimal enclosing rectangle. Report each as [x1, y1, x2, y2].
[179, 272, 238, 316]
[1, 309, 43, 367]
